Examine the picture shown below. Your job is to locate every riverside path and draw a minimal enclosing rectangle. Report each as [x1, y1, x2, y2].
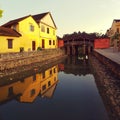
[94, 47, 120, 65]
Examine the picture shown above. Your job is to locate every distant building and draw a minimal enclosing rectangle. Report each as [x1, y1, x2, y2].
[106, 19, 120, 46]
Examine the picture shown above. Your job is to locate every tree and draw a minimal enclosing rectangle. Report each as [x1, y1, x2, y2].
[0, 9, 3, 18]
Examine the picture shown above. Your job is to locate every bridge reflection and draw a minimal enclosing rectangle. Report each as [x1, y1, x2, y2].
[0, 65, 59, 103]
[58, 56, 91, 76]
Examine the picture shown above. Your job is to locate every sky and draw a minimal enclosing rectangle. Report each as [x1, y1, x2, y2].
[0, 0, 120, 37]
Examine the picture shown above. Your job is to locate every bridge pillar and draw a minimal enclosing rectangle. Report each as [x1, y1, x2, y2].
[67, 46, 70, 55]
[83, 45, 86, 54]
[88, 46, 91, 53]
[72, 46, 76, 55]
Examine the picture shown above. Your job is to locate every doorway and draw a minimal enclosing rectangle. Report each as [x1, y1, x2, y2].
[32, 41, 36, 50]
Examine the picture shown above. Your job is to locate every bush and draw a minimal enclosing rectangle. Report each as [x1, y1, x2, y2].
[20, 47, 24, 52]
[37, 47, 42, 51]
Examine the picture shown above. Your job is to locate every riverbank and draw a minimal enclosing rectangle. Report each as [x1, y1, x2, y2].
[0, 48, 67, 77]
[89, 54, 120, 120]
[94, 48, 120, 78]
[0, 48, 65, 71]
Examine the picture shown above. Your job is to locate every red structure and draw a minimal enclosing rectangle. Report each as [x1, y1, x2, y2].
[58, 39, 64, 48]
[94, 38, 110, 49]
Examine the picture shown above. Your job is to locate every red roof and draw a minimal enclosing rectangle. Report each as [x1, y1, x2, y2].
[32, 12, 49, 23]
[2, 15, 30, 28]
[1, 12, 57, 29]
[114, 19, 120, 22]
[32, 12, 57, 28]
[0, 26, 21, 37]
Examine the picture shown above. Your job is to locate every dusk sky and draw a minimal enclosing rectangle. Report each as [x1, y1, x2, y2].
[0, 0, 120, 37]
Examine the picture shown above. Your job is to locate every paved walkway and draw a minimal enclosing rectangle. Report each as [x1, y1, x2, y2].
[94, 47, 120, 65]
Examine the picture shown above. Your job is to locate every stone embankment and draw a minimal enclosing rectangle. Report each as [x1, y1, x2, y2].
[93, 50, 120, 79]
[89, 54, 120, 120]
[0, 48, 65, 72]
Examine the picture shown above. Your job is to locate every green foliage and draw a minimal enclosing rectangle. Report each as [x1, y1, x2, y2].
[37, 47, 42, 51]
[0, 9, 3, 18]
[20, 47, 24, 52]
[111, 32, 120, 40]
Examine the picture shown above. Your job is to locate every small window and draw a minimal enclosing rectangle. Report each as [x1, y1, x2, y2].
[54, 68, 56, 73]
[33, 75, 36, 81]
[53, 40, 55, 45]
[42, 71, 45, 79]
[8, 39, 13, 49]
[8, 87, 13, 97]
[49, 40, 51, 45]
[50, 69, 52, 75]
[47, 28, 49, 34]
[30, 24, 34, 32]
[41, 25, 45, 32]
[42, 85, 46, 91]
[48, 81, 51, 87]
[30, 89, 35, 97]
[116, 28, 119, 33]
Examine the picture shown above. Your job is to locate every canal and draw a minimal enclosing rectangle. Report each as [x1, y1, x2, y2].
[0, 56, 109, 120]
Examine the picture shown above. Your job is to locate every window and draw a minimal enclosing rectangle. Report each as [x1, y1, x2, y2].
[8, 87, 13, 97]
[42, 71, 45, 79]
[116, 28, 119, 33]
[48, 81, 51, 87]
[41, 25, 45, 32]
[42, 85, 46, 91]
[8, 39, 13, 49]
[49, 40, 51, 45]
[53, 40, 55, 45]
[54, 68, 56, 73]
[50, 69, 52, 75]
[47, 28, 49, 34]
[33, 75, 36, 81]
[30, 89, 35, 97]
[30, 24, 34, 32]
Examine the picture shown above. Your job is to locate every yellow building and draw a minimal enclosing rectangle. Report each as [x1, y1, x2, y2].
[0, 65, 58, 103]
[106, 19, 120, 37]
[106, 19, 120, 46]
[32, 12, 57, 49]
[0, 12, 57, 53]
[0, 26, 21, 53]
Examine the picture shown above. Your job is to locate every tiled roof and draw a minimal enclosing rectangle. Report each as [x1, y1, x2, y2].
[0, 26, 21, 37]
[32, 12, 57, 28]
[2, 15, 30, 27]
[2, 12, 57, 28]
[32, 12, 49, 23]
[114, 19, 120, 22]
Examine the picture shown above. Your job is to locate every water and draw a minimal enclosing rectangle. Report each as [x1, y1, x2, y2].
[0, 57, 109, 120]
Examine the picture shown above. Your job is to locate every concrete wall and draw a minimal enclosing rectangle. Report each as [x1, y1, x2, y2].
[93, 50, 120, 79]
[0, 48, 65, 71]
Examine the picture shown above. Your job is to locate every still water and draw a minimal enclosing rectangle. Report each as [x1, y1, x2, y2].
[0, 57, 109, 120]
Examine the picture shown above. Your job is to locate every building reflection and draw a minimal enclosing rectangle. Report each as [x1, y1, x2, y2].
[0, 65, 58, 103]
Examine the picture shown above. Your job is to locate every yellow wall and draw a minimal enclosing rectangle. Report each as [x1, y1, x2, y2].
[0, 36, 21, 53]
[0, 65, 58, 103]
[0, 13, 58, 53]
[17, 16, 39, 51]
[39, 13, 57, 49]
